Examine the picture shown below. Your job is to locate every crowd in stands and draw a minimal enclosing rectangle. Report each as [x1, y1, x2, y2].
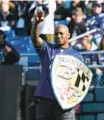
[0, 0, 104, 87]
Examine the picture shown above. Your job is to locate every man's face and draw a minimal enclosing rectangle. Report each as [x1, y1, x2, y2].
[92, 5, 102, 14]
[55, 26, 70, 46]
[72, 12, 83, 23]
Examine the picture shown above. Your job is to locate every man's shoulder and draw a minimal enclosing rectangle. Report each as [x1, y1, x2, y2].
[71, 46, 82, 52]
[70, 46, 84, 62]
[69, 46, 82, 56]
[98, 13, 104, 18]
[45, 42, 59, 50]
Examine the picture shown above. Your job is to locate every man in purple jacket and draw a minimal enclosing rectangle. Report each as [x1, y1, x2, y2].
[31, 9, 83, 120]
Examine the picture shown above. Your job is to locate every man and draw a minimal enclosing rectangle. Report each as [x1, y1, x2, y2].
[31, 9, 83, 120]
[85, 2, 104, 46]
[68, 7, 86, 38]
[81, 34, 103, 87]
[67, 7, 87, 49]
[0, 29, 20, 65]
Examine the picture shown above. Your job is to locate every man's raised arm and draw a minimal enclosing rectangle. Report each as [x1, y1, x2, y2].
[31, 10, 44, 48]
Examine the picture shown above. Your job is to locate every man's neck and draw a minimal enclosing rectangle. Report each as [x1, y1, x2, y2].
[60, 44, 70, 49]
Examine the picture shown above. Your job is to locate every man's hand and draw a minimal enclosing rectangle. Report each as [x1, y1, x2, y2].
[34, 9, 45, 23]
[5, 45, 12, 53]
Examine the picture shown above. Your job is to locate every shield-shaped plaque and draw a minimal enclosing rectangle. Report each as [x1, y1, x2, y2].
[51, 55, 93, 110]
